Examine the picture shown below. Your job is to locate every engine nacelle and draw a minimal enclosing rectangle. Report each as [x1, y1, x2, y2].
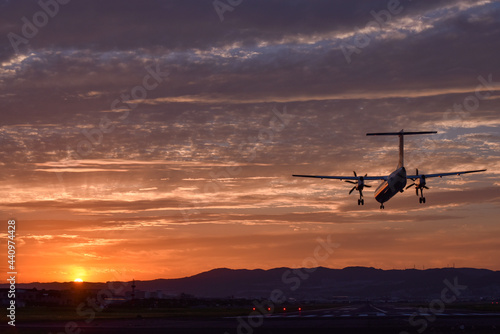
[415, 175, 426, 188]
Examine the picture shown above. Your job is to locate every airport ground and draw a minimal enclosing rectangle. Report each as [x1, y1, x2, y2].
[2, 302, 500, 334]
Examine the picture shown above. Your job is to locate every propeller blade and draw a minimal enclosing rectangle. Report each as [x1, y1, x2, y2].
[353, 171, 357, 178]
[365, 185, 372, 188]
[345, 180, 357, 184]
[349, 186, 356, 195]
[424, 186, 429, 189]
[406, 183, 415, 189]
[416, 168, 419, 175]
[364, 174, 368, 177]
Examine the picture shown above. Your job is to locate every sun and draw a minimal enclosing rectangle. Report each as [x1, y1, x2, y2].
[70, 266, 87, 282]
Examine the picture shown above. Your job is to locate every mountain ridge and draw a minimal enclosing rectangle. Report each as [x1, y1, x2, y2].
[3, 267, 499, 301]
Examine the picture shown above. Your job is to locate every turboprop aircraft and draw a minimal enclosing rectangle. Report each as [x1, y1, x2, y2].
[293, 130, 486, 209]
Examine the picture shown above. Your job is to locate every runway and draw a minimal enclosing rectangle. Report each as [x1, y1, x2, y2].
[2, 303, 500, 334]
[249, 302, 500, 319]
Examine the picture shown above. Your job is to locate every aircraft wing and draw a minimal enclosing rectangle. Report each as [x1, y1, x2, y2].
[406, 169, 486, 179]
[292, 175, 387, 181]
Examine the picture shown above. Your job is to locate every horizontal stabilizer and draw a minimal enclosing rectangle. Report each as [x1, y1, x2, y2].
[367, 131, 437, 136]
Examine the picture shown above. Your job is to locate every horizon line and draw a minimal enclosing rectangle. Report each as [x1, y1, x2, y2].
[3, 265, 498, 285]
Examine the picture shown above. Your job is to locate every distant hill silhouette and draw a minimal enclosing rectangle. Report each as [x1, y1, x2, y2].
[4, 267, 500, 301]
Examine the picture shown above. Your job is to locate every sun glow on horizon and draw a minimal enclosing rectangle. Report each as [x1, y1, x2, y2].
[70, 266, 87, 283]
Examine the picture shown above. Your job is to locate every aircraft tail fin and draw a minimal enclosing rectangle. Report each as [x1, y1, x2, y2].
[366, 130, 437, 169]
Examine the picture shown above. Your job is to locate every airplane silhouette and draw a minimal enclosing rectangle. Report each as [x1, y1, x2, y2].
[293, 130, 486, 209]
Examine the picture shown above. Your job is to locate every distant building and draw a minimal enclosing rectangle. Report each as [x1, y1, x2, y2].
[123, 280, 164, 300]
[1, 288, 73, 306]
[0, 288, 114, 307]
[126, 289, 145, 300]
[125, 289, 164, 300]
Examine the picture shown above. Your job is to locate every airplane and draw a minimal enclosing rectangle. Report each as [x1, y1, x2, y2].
[293, 130, 486, 209]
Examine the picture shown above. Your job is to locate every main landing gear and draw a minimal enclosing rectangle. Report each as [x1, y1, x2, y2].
[418, 188, 426, 204]
[358, 198, 364, 205]
[417, 187, 429, 204]
[406, 169, 428, 204]
[380, 203, 385, 209]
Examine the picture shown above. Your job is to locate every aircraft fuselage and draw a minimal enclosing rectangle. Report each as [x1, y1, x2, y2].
[374, 167, 407, 204]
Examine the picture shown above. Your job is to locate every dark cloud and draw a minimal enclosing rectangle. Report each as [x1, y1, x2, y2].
[0, 0, 460, 55]
[1, 0, 498, 282]
[3, 0, 500, 100]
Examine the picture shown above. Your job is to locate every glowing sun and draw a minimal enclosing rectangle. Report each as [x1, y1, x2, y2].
[74, 278, 83, 283]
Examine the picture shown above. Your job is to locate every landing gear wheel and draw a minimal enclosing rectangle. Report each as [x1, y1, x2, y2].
[358, 199, 360, 205]
[423, 197, 426, 204]
[380, 204, 384, 209]
[419, 197, 422, 204]
[361, 199, 364, 205]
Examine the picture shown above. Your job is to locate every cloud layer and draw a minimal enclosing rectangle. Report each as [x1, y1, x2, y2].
[0, 0, 498, 282]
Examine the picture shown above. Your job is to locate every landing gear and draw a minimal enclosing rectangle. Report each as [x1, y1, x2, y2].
[407, 170, 429, 205]
[418, 188, 426, 204]
[346, 171, 370, 207]
[380, 203, 385, 209]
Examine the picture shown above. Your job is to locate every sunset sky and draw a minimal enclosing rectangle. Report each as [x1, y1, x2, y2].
[1, 0, 499, 283]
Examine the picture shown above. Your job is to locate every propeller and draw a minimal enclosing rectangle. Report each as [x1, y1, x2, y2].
[345, 171, 358, 185]
[406, 168, 429, 190]
[345, 171, 371, 196]
[345, 171, 370, 205]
